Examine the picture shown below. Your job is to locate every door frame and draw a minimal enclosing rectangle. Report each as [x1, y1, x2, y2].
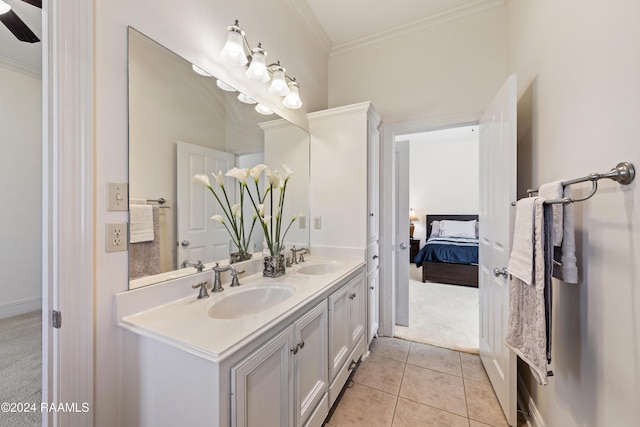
[379, 114, 479, 337]
[42, 0, 94, 425]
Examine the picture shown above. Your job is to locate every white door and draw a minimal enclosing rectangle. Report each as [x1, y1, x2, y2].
[176, 141, 235, 266]
[479, 75, 517, 426]
[395, 140, 410, 326]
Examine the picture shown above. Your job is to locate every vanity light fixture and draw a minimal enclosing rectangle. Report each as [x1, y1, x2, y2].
[255, 104, 274, 115]
[220, 20, 303, 109]
[282, 79, 302, 109]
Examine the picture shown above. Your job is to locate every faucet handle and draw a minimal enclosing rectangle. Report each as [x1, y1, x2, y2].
[230, 269, 245, 287]
[191, 281, 209, 299]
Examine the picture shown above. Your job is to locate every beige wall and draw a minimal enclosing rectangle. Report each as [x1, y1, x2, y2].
[328, 5, 507, 125]
[508, 1, 640, 426]
[94, 1, 328, 424]
[0, 66, 41, 319]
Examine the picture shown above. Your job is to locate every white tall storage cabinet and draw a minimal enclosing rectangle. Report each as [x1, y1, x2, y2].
[308, 102, 382, 346]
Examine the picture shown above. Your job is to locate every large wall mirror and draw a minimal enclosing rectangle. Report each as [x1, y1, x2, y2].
[128, 28, 310, 289]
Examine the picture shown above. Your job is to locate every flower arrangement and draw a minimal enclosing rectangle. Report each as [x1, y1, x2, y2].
[192, 164, 297, 267]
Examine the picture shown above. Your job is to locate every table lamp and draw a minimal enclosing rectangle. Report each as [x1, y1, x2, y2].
[409, 208, 419, 238]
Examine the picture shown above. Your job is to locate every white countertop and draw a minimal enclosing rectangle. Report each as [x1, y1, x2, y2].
[117, 256, 364, 362]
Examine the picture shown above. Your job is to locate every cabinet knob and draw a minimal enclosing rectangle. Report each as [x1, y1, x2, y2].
[290, 346, 299, 355]
[370, 286, 374, 290]
[298, 341, 305, 349]
[370, 213, 374, 217]
[349, 293, 356, 300]
[372, 255, 379, 260]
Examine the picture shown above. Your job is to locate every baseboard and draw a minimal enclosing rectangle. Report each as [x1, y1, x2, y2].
[517, 372, 546, 427]
[0, 296, 42, 320]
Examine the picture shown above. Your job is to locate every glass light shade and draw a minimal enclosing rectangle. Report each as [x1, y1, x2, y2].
[409, 209, 419, 221]
[282, 82, 302, 109]
[255, 104, 274, 115]
[245, 47, 270, 82]
[269, 69, 290, 96]
[191, 64, 212, 77]
[0, 1, 11, 14]
[220, 28, 247, 66]
[237, 93, 256, 104]
[216, 80, 236, 92]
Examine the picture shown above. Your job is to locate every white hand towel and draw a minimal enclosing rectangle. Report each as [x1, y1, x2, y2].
[538, 181, 563, 246]
[553, 186, 578, 283]
[508, 198, 536, 285]
[129, 198, 147, 205]
[130, 204, 154, 243]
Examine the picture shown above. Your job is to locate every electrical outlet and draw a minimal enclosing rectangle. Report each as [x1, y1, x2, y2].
[314, 216, 322, 229]
[108, 182, 128, 211]
[106, 223, 128, 253]
[298, 215, 306, 229]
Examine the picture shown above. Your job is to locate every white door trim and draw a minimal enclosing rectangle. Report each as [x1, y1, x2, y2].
[42, 0, 94, 425]
[379, 115, 480, 337]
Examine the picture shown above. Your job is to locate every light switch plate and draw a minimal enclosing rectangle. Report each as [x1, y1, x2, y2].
[314, 216, 322, 229]
[108, 182, 128, 211]
[298, 215, 306, 229]
[106, 223, 128, 253]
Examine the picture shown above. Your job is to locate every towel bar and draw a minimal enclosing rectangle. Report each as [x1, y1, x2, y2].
[511, 162, 635, 206]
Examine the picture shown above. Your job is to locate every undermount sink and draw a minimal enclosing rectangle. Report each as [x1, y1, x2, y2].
[296, 262, 343, 276]
[207, 284, 295, 319]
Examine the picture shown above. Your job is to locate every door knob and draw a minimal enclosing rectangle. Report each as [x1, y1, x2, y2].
[399, 243, 408, 250]
[493, 267, 509, 278]
[181, 240, 190, 247]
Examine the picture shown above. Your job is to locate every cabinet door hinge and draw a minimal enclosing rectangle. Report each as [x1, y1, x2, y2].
[52, 310, 62, 329]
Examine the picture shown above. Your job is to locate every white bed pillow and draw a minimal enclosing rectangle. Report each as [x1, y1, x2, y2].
[430, 220, 440, 237]
[439, 219, 477, 239]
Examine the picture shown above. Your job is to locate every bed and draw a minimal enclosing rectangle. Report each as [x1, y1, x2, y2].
[413, 214, 479, 287]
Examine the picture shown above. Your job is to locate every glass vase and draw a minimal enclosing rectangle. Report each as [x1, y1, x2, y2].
[229, 250, 252, 264]
[263, 253, 286, 278]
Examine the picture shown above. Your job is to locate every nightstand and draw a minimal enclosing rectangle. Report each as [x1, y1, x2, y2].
[409, 238, 420, 262]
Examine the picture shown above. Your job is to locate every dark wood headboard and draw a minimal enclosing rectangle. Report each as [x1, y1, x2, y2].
[426, 214, 478, 238]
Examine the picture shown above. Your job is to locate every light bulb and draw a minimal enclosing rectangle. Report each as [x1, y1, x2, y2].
[282, 81, 302, 109]
[269, 68, 290, 96]
[0, 0, 11, 14]
[216, 80, 236, 92]
[255, 104, 274, 115]
[245, 45, 270, 83]
[220, 24, 247, 66]
[191, 64, 212, 77]
[237, 93, 256, 104]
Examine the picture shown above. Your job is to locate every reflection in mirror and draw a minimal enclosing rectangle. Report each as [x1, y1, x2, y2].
[128, 28, 310, 289]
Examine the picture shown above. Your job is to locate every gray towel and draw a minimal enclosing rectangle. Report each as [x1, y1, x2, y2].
[505, 197, 550, 385]
[553, 186, 578, 283]
[129, 206, 161, 279]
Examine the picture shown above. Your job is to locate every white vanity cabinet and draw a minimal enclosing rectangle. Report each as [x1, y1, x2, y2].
[308, 102, 381, 348]
[231, 300, 328, 427]
[327, 271, 366, 405]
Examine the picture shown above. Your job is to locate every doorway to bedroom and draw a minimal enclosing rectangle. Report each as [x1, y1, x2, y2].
[394, 124, 480, 354]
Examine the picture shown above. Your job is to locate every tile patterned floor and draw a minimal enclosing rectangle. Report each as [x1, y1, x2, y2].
[326, 337, 526, 427]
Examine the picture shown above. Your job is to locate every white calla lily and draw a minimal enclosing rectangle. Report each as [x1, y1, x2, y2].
[231, 204, 241, 217]
[226, 167, 250, 185]
[261, 215, 272, 224]
[266, 169, 281, 188]
[282, 164, 294, 182]
[210, 214, 224, 224]
[250, 164, 268, 182]
[192, 174, 211, 187]
[211, 170, 225, 187]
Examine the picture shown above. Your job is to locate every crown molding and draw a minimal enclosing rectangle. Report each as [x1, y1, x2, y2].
[287, 0, 332, 55]
[330, 0, 505, 57]
[0, 55, 41, 79]
[307, 101, 372, 121]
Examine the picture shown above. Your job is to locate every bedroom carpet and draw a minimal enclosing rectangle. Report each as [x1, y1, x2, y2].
[0, 311, 42, 427]
[395, 268, 479, 354]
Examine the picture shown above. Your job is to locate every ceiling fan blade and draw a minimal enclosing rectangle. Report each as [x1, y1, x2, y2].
[0, 9, 39, 43]
[20, 0, 42, 8]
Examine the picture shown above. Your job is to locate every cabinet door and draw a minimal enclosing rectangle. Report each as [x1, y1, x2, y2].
[328, 284, 350, 381]
[349, 273, 366, 348]
[232, 326, 295, 427]
[367, 119, 380, 244]
[295, 301, 328, 427]
[367, 269, 379, 345]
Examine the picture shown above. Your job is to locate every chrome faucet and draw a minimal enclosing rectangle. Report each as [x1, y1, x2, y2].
[211, 262, 236, 292]
[181, 259, 205, 272]
[191, 281, 209, 299]
[230, 269, 245, 287]
[291, 246, 311, 264]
